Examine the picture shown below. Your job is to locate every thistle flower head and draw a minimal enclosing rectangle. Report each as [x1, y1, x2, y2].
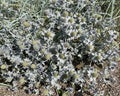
[23, 21, 30, 27]
[45, 53, 52, 60]
[1, 64, 7, 69]
[63, 11, 69, 17]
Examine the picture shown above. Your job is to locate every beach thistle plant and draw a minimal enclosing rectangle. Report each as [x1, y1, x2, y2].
[0, 0, 119, 95]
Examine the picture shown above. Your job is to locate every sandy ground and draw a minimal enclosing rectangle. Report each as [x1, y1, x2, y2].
[103, 62, 120, 96]
[0, 62, 120, 96]
[0, 87, 37, 96]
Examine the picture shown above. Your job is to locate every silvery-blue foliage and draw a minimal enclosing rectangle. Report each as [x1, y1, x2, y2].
[0, 0, 119, 95]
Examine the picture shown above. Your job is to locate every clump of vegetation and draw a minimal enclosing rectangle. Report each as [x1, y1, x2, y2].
[0, 0, 119, 95]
